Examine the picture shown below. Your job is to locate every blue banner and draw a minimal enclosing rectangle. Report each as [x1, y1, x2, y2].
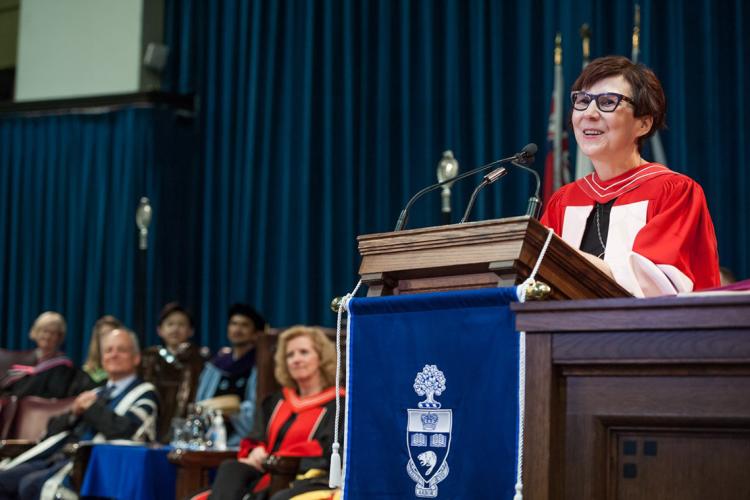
[343, 288, 520, 499]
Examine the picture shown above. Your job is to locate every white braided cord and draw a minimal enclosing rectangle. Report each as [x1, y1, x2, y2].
[514, 227, 554, 500]
[330, 279, 362, 488]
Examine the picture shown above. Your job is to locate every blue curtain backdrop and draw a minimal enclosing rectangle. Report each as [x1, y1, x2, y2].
[163, 0, 748, 341]
[1, 0, 748, 361]
[0, 108, 200, 359]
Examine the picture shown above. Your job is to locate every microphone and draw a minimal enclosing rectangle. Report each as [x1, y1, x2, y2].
[393, 144, 537, 231]
[460, 167, 509, 223]
[515, 142, 537, 163]
[508, 143, 542, 218]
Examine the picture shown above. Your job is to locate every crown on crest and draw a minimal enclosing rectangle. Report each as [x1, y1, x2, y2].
[420, 412, 439, 431]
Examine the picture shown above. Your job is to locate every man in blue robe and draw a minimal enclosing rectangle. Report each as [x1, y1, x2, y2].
[194, 304, 266, 445]
[0, 327, 158, 500]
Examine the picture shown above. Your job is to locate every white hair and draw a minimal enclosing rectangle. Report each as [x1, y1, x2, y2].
[102, 327, 141, 355]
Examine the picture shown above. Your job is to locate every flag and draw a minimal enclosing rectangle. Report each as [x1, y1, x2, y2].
[342, 288, 521, 499]
[575, 25, 595, 179]
[543, 34, 570, 204]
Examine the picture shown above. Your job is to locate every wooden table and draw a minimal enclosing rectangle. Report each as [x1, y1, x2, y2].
[167, 448, 236, 499]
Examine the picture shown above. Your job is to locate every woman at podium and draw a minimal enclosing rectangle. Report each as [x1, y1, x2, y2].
[540, 55, 720, 297]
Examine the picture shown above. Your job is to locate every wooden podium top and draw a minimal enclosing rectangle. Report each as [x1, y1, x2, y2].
[357, 216, 630, 299]
[513, 292, 750, 332]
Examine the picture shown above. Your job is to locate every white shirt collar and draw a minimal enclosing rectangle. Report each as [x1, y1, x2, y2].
[104, 374, 137, 400]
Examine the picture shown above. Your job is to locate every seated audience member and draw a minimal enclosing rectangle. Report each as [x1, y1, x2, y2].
[0, 312, 76, 399]
[66, 315, 124, 396]
[0, 327, 158, 499]
[195, 304, 265, 446]
[140, 302, 207, 442]
[82, 315, 123, 385]
[202, 326, 344, 500]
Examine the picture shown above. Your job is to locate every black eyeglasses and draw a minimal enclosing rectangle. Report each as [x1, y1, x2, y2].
[570, 91, 635, 112]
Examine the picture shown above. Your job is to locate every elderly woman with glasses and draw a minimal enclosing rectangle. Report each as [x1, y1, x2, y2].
[540, 55, 720, 297]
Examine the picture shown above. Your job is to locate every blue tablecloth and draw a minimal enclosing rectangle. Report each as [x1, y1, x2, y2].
[80, 444, 176, 500]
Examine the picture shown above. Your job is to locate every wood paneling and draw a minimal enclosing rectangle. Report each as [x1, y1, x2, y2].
[611, 430, 750, 500]
[514, 294, 750, 500]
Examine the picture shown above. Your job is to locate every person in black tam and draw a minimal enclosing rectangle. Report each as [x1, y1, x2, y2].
[194, 303, 266, 446]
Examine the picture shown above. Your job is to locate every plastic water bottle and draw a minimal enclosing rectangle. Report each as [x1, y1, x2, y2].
[211, 410, 227, 450]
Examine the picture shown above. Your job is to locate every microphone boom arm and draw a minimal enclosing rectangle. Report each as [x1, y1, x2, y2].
[394, 144, 537, 231]
[460, 167, 509, 223]
[510, 159, 542, 218]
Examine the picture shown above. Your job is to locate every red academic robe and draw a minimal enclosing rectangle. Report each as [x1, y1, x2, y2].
[541, 163, 720, 297]
[240, 386, 344, 493]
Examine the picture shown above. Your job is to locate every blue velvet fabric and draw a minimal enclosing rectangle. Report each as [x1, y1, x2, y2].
[80, 444, 176, 500]
[344, 288, 520, 499]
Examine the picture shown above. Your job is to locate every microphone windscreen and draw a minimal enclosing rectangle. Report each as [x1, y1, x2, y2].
[522, 143, 538, 156]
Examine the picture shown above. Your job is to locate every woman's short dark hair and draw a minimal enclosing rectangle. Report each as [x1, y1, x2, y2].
[572, 55, 666, 150]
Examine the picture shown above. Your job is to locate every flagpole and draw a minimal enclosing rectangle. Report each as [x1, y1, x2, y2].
[631, 4, 640, 64]
[552, 33, 563, 191]
[580, 23, 591, 64]
[575, 24, 594, 179]
[543, 33, 570, 203]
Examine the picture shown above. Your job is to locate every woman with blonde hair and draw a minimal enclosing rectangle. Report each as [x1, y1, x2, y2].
[82, 315, 123, 383]
[203, 326, 344, 500]
[64, 315, 124, 395]
[1, 311, 76, 398]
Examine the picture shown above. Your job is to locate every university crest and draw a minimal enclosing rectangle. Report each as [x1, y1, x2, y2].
[406, 364, 451, 498]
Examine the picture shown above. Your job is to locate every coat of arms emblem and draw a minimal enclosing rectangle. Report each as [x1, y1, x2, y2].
[406, 364, 451, 498]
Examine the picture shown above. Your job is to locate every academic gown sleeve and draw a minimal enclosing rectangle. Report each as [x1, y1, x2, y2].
[297, 398, 344, 474]
[79, 399, 142, 440]
[539, 189, 564, 233]
[617, 176, 721, 296]
[237, 393, 280, 457]
[4, 364, 77, 399]
[42, 402, 142, 441]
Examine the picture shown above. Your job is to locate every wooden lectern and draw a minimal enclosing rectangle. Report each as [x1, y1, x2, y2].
[357, 215, 629, 299]
[356, 216, 750, 499]
[512, 294, 750, 500]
